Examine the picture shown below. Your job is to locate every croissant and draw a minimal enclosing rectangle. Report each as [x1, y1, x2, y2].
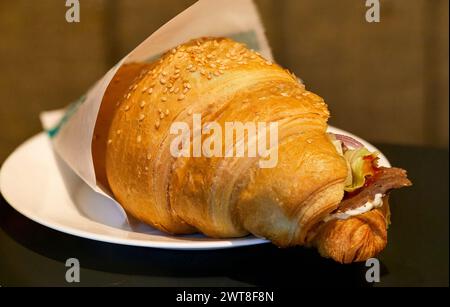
[92, 38, 411, 263]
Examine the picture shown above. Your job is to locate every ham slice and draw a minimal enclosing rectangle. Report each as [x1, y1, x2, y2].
[335, 167, 412, 213]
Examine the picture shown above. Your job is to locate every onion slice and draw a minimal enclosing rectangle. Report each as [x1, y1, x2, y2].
[333, 134, 364, 149]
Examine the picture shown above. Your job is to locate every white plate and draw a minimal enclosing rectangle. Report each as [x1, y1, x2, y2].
[0, 127, 390, 250]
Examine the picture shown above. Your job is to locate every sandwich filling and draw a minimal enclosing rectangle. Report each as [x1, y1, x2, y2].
[324, 134, 412, 222]
[323, 193, 384, 222]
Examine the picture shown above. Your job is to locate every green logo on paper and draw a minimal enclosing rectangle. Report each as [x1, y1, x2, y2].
[230, 31, 260, 52]
[47, 95, 86, 138]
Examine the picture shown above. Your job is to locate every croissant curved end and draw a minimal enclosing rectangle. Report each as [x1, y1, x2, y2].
[309, 198, 390, 264]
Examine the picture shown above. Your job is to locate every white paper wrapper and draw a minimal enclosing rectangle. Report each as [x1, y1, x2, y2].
[40, 0, 272, 203]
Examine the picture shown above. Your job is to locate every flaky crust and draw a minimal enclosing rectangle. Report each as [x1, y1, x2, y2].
[94, 38, 390, 262]
[308, 197, 391, 264]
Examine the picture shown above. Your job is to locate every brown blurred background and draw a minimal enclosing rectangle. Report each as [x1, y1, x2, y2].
[0, 0, 448, 163]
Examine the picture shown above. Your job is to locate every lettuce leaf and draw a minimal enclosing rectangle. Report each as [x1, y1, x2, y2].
[344, 148, 379, 192]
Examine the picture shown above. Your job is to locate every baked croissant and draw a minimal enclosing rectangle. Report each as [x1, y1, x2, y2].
[92, 38, 411, 263]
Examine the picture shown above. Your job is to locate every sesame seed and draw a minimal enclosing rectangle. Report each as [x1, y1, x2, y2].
[307, 140, 313, 144]
[160, 113, 165, 120]
[171, 48, 176, 54]
[142, 87, 148, 93]
[107, 139, 113, 145]
[214, 71, 220, 77]
[137, 135, 142, 143]
[160, 78, 167, 85]
[187, 110, 193, 115]
[148, 88, 153, 95]
[155, 121, 160, 129]
[266, 61, 273, 66]
[147, 153, 152, 160]
[165, 109, 170, 115]
[169, 87, 175, 93]
[178, 94, 185, 101]
[183, 88, 189, 94]
[139, 114, 145, 121]
[116, 130, 122, 135]
[161, 97, 167, 102]
[140, 101, 146, 108]
[126, 93, 131, 99]
[124, 105, 130, 111]
[174, 88, 180, 94]
[163, 87, 168, 94]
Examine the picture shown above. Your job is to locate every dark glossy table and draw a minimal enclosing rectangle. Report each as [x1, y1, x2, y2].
[0, 144, 448, 287]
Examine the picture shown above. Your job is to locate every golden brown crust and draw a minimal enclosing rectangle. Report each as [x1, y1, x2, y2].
[308, 197, 391, 264]
[96, 37, 390, 263]
[93, 63, 154, 191]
